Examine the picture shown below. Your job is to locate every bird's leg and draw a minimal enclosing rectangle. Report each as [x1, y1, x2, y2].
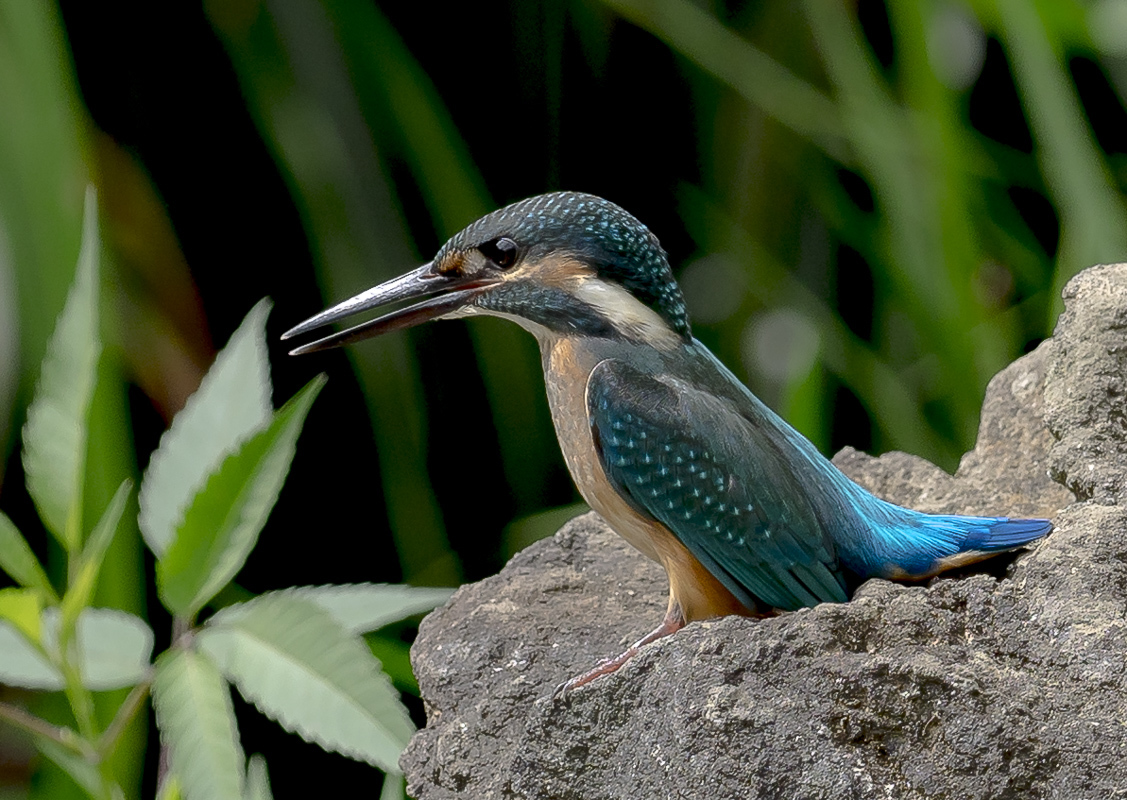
[553, 600, 686, 697]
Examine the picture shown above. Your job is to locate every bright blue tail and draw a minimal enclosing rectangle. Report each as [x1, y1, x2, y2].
[961, 517, 1053, 550]
[849, 503, 1052, 579]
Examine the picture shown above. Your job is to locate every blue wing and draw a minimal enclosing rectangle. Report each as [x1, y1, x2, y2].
[587, 358, 849, 612]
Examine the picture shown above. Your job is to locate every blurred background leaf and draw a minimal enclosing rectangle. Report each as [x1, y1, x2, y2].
[3, 0, 1126, 797]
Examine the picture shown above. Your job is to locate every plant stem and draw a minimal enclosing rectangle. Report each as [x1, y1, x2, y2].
[171, 614, 191, 645]
[61, 660, 98, 740]
[0, 700, 91, 758]
[96, 674, 152, 760]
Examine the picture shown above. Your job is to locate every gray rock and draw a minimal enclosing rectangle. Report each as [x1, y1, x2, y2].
[1044, 262, 1127, 504]
[402, 265, 1127, 800]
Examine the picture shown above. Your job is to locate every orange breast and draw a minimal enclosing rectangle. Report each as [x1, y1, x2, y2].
[541, 339, 754, 621]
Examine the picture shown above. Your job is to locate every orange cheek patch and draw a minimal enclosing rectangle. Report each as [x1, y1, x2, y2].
[524, 254, 595, 289]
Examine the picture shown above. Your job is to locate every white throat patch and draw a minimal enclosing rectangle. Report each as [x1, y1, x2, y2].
[571, 278, 682, 349]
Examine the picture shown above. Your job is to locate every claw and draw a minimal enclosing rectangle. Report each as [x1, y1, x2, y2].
[551, 602, 687, 699]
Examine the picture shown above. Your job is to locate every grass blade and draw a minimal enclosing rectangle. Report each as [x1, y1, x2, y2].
[600, 0, 849, 161]
[206, 2, 460, 585]
[333, 1, 557, 514]
[995, 0, 1127, 314]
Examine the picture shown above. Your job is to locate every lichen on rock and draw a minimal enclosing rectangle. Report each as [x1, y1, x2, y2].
[402, 264, 1127, 800]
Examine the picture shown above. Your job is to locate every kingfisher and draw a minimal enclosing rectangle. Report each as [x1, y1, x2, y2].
[282, 192, 1052, 691]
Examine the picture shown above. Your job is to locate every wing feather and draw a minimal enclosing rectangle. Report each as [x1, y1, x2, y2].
[587, 359, 847, 611]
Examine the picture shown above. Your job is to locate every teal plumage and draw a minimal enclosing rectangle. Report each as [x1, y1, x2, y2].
[589, 350, 1049, 613]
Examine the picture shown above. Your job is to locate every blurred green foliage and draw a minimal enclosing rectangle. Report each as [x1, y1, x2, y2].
[2, 0, 1126, 797]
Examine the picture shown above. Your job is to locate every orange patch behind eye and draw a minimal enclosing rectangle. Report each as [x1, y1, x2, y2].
[519, 253, 594, 288]
[436, 251, 467, 276]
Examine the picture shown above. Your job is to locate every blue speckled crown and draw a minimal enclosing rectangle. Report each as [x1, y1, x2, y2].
[437, 192, 692, 339]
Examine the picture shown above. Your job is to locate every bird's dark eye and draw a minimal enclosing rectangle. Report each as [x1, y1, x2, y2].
[480, 237, 519, 269]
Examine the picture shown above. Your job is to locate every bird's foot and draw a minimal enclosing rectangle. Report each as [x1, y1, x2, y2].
[552, 648, 643, 699]
[552, 606, 686, 699]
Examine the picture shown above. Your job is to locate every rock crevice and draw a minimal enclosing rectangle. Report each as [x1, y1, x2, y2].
[403, 264, 1126, 800]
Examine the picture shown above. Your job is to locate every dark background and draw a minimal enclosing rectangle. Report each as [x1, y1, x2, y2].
[2, 0, 1125, 797]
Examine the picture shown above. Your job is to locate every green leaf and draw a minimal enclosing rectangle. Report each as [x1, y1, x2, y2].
[60, 479, 131, 631]
[47, 607, 153, 691]
[379, 772, 405, 800]
[245, 754, 272, 800]
[21, 185, 101, 551]
[0, 607, 154, 691]
[156, 775, 183, 800]
[0, 612, 57, 688]
[198, 593, 413, 773]
[284, 583, 453, 634]
[157, 375, 325, 618]
[994, 0, 1127, 314]
[0, 511, 56, 599]
[365, 634, 416, 694]
[0, 587, 42, 643]
[152, 649, 245, 800]
[139, 299, 273, 558]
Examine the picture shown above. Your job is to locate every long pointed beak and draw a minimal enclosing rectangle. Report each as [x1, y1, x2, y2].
[282, 262, 491, 355]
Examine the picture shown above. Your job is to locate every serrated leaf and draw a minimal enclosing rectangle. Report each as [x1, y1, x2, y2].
[0, 587, 43, 643]
[245, 754, 272, 800]
[139, 300, 273, 557]
[61, 479, 131, 630]
[21, 186, 102, 551]
[380, 772, 405, 800]
[282, 583, 454, 634]
[198, 594, 413, 772]
[0, 619, 56, 689]
[0, 607, 155, 691]
[0, 511, 56, 599]
[365, 635, 415, 693]
[157, 376, 325, 618]
[45, 607, 153, 691]
[153, 649, 245, 800]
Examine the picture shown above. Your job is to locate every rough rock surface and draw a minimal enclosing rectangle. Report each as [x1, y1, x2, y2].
[402, 265, 1127, 800]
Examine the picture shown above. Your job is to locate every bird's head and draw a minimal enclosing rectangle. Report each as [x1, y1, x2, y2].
[283, 192, 692, 353]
